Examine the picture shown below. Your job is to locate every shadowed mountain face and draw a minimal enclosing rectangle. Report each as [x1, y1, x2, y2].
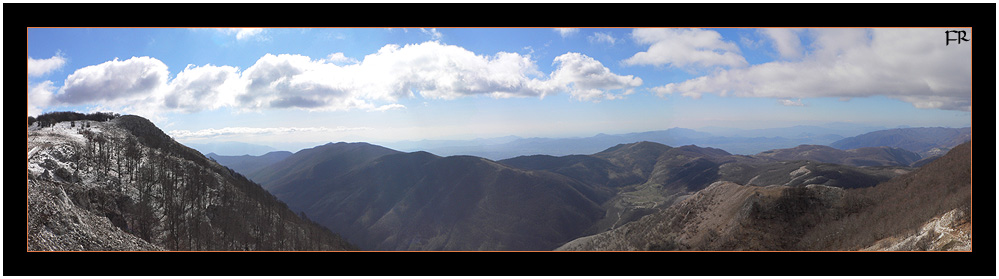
[264, 150, 613, 251]
[249, 142, 401, 193]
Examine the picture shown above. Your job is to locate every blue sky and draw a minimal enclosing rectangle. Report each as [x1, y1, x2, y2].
[27, 27, 973, 151]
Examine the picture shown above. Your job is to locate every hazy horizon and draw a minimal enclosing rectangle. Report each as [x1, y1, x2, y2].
[29, 28, 973, 150]
[182, 123, 972, 156]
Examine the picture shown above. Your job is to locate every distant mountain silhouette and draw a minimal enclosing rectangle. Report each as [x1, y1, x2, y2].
[830, 127, 971, 157]
[188, 141, 278, 156]
[207, 151, 292, 178]
[384, 127, 848, 160]
[751, 144, 922, 167]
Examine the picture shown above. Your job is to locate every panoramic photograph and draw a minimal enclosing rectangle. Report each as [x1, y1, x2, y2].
[26, 26, 973, 256]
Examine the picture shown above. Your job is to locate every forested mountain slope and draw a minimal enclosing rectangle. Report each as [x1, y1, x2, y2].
[27, 114, 357, 251]
[257, 147, 613, 251]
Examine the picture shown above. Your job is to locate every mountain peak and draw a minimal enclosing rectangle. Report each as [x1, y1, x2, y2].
[597, 141, 671, 155]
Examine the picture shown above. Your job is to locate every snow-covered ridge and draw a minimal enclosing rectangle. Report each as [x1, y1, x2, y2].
[27, 116, 356, 251]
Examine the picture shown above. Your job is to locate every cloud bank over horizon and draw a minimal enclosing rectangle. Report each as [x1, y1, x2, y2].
[650, 28, 972, 111]
[29, 40, 645, 117]
[27, 27, 973, 134]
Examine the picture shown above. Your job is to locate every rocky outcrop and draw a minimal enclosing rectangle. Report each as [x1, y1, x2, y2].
[863, 206, 971, 251]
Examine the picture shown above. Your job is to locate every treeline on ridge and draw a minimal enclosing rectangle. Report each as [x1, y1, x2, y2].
[29, 111, 121, 128]
[29, 114, 357, 251]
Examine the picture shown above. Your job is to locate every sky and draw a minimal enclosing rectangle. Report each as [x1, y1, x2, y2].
[27, 27, 974, 151]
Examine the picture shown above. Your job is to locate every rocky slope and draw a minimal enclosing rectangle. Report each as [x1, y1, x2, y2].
[556, 141, 972, 251]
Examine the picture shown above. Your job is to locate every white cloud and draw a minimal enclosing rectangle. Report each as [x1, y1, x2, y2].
[554, 28, 579, 38]
[550, 52, 643, 101]
[759, 28, 805, 59]
[588, 32, 617, 45]
[421, 28, 443, 40]
[625, 28, 747, 69]
[652, 28, 972, 111]
[217, 28, 264, 40]
[238, 53, 359, 110]
[367, 103, 406, 112]
[777, 99, 804, 106]
[352, 41, 557, 100]
[164, 64, 244, 112]
[56, 56, 169, 107]
[28, 52, 67, 77]
[36, 41, 642, 114]
[28, 81, 58, 116]
[325, 52, 359, 65]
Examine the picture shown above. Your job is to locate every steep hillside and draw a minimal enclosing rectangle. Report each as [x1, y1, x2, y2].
[799, 140, 972, 250]
[556, 141, 972, 251]
[264, 150, 613, 251]
[830, 127, 971, 157]
[27, 114, 357, 251]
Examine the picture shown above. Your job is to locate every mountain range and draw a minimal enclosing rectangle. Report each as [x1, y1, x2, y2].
[195, 126, 970, 163]
[27, 114, 974, 252]
[377, 127, 847, 160]
[215, 134, 950, 251]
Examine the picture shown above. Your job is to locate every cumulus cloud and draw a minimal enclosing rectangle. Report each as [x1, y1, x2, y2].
[652, 28, 972, 111]
[625, 28, 747, 69]
[353, 41, 559, 100]
[37, 41, 642, 114]
[28, 52, 67, 77]
[28, 81, 58, 116]
[164, 64, 244, 112]
[759, 28, 805, 59]
[56, 56, 169, 106]
[325, 52, 359, 65]
[238, 53, 359, 110]
[551, 52, 643, 101]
